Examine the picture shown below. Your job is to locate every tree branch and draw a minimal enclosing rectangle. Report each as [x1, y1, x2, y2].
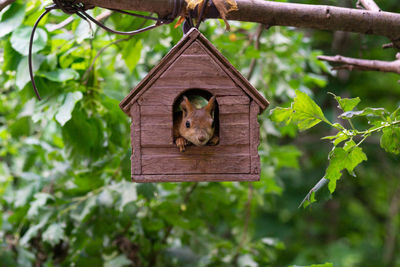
[317, 54, 400, 74]
[0, 0, 15, 12]
[247, 24, 264, 80]
[357, 0, 381, 12]
[80, 0, 400, 46]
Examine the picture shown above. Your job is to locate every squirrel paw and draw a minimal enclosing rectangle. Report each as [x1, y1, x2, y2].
[176, 137, 187, 152]
[208, 135, 219, 146]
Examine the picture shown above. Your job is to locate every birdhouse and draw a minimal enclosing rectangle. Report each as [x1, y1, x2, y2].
[120, 28, 269, 182]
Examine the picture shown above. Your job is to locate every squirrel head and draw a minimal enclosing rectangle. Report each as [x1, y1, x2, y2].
[179, 96, 216, 146]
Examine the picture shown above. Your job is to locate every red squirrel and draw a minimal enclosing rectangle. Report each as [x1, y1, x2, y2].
[174, 96, 219, 152]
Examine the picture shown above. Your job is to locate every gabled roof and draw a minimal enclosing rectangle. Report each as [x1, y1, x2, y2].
[120, 28, 269, 114]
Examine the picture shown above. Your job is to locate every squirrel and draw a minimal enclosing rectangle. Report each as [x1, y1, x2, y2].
[173, 95, 219, 152]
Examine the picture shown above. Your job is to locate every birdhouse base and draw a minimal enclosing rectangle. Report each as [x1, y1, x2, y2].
[132, 174, 260, 183]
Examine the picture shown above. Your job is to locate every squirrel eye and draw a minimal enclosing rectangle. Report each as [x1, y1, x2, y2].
[185, 121, 190, 128]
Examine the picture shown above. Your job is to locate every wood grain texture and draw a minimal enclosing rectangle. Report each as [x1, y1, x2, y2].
[141, 124, 173, 147]
[130, 103, 141, 175]
[138, 86, 243, 106]
[132, 174, 260, 183]
[149, 77, 236, 88]
[142, 144, 249, 156]
[250, 101, 261, 174]
[161, 55, 227, 78]
[141, 154, 250, 174]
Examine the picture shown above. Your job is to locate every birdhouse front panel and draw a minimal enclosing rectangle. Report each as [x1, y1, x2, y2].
[120, 28, 269, 182]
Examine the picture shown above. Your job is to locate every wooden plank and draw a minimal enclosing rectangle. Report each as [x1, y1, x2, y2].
[219, 104, 249, 114]
[144, 86, 245, 97]
[130, 103, 141, 175]
[219, 113, 249, 125]
[149, 76, 236, 88]
[141, 124, 173, 146]
[217, 95, 250, 105]
[142, 144, 249, 156]
[141, 154, 250, 174]
[132, 174, 260, 183]
[184, 41, 206, 55]
[219, 123, 249, 145]
[250, 101, 261, 174]
[161, 55, 228, 78]
[141, 105, 172, 115]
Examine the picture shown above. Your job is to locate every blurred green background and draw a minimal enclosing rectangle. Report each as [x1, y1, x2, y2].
[0, 0, 399, 266]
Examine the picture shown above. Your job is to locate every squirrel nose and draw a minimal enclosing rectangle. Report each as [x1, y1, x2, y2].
[198, 136, 206, 142]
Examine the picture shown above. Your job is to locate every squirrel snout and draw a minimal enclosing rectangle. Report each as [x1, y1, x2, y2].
[198, 136, 207, 143]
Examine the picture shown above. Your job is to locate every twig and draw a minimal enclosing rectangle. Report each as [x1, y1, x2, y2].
[317, 55, 400, 74]
[357, 0, 381, 12]
[47, 10, 113, 32]
[247, 24, 264, 80]
[0, 0, 14, 12]
[82, 36, 133, 84]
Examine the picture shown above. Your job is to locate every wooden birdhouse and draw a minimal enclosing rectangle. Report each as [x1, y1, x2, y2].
[120, 28, 269, 182]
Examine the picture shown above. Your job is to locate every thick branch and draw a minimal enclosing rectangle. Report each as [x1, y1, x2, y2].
[80, 0, 400, 44]
[318, 55, 400, 74]
[0, 0, 15, 11]
[358, 0, 381, 12]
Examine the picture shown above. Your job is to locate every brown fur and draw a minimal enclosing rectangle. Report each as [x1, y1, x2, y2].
[174, 96, 219, 152]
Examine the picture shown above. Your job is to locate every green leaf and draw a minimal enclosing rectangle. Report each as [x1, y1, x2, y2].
[42, 68, 79, 82]
[16, 55, 45, 90]
[27, 193, 54, 219]
[122, 38, 143, 72]
[42, 223, 65, 246]
[330, 93, 360, 112]
[104, 254, 131, 267]
[339, 108, 388, 120]
[55, 92, 83, 126]
[325, 146, 367, 193]
[270, 107, 293, 124]
[292, 90, 329, 131]
[380, 126, 400, 155]
[322, 131, 349, 146]
[11, 26, 48, 56]
[0, 3, 26, 38]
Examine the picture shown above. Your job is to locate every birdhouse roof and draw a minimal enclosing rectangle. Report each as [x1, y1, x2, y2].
[120, 28, 269, 114]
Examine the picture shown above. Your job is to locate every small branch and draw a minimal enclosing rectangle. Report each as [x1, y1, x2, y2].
[318, 55, 400, 74]
[0, 0, 14, 11]
[47, 10, 113, 32]
[357, 0, 381, 12]
[247, 24, 264, 80]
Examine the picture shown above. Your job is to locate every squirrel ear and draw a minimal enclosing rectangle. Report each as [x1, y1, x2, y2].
[205, 96, 216, 116]
[180, 96, 193, 116]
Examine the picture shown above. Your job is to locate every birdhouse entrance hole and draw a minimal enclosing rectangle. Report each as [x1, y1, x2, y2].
[172, 89, 220, 146]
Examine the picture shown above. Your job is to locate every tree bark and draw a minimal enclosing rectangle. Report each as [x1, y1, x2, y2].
[317, 55, 400, 74]
[80, 0, 400, 44]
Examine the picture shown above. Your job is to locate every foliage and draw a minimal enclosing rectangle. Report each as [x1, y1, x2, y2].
[0, 0, 399, 266]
